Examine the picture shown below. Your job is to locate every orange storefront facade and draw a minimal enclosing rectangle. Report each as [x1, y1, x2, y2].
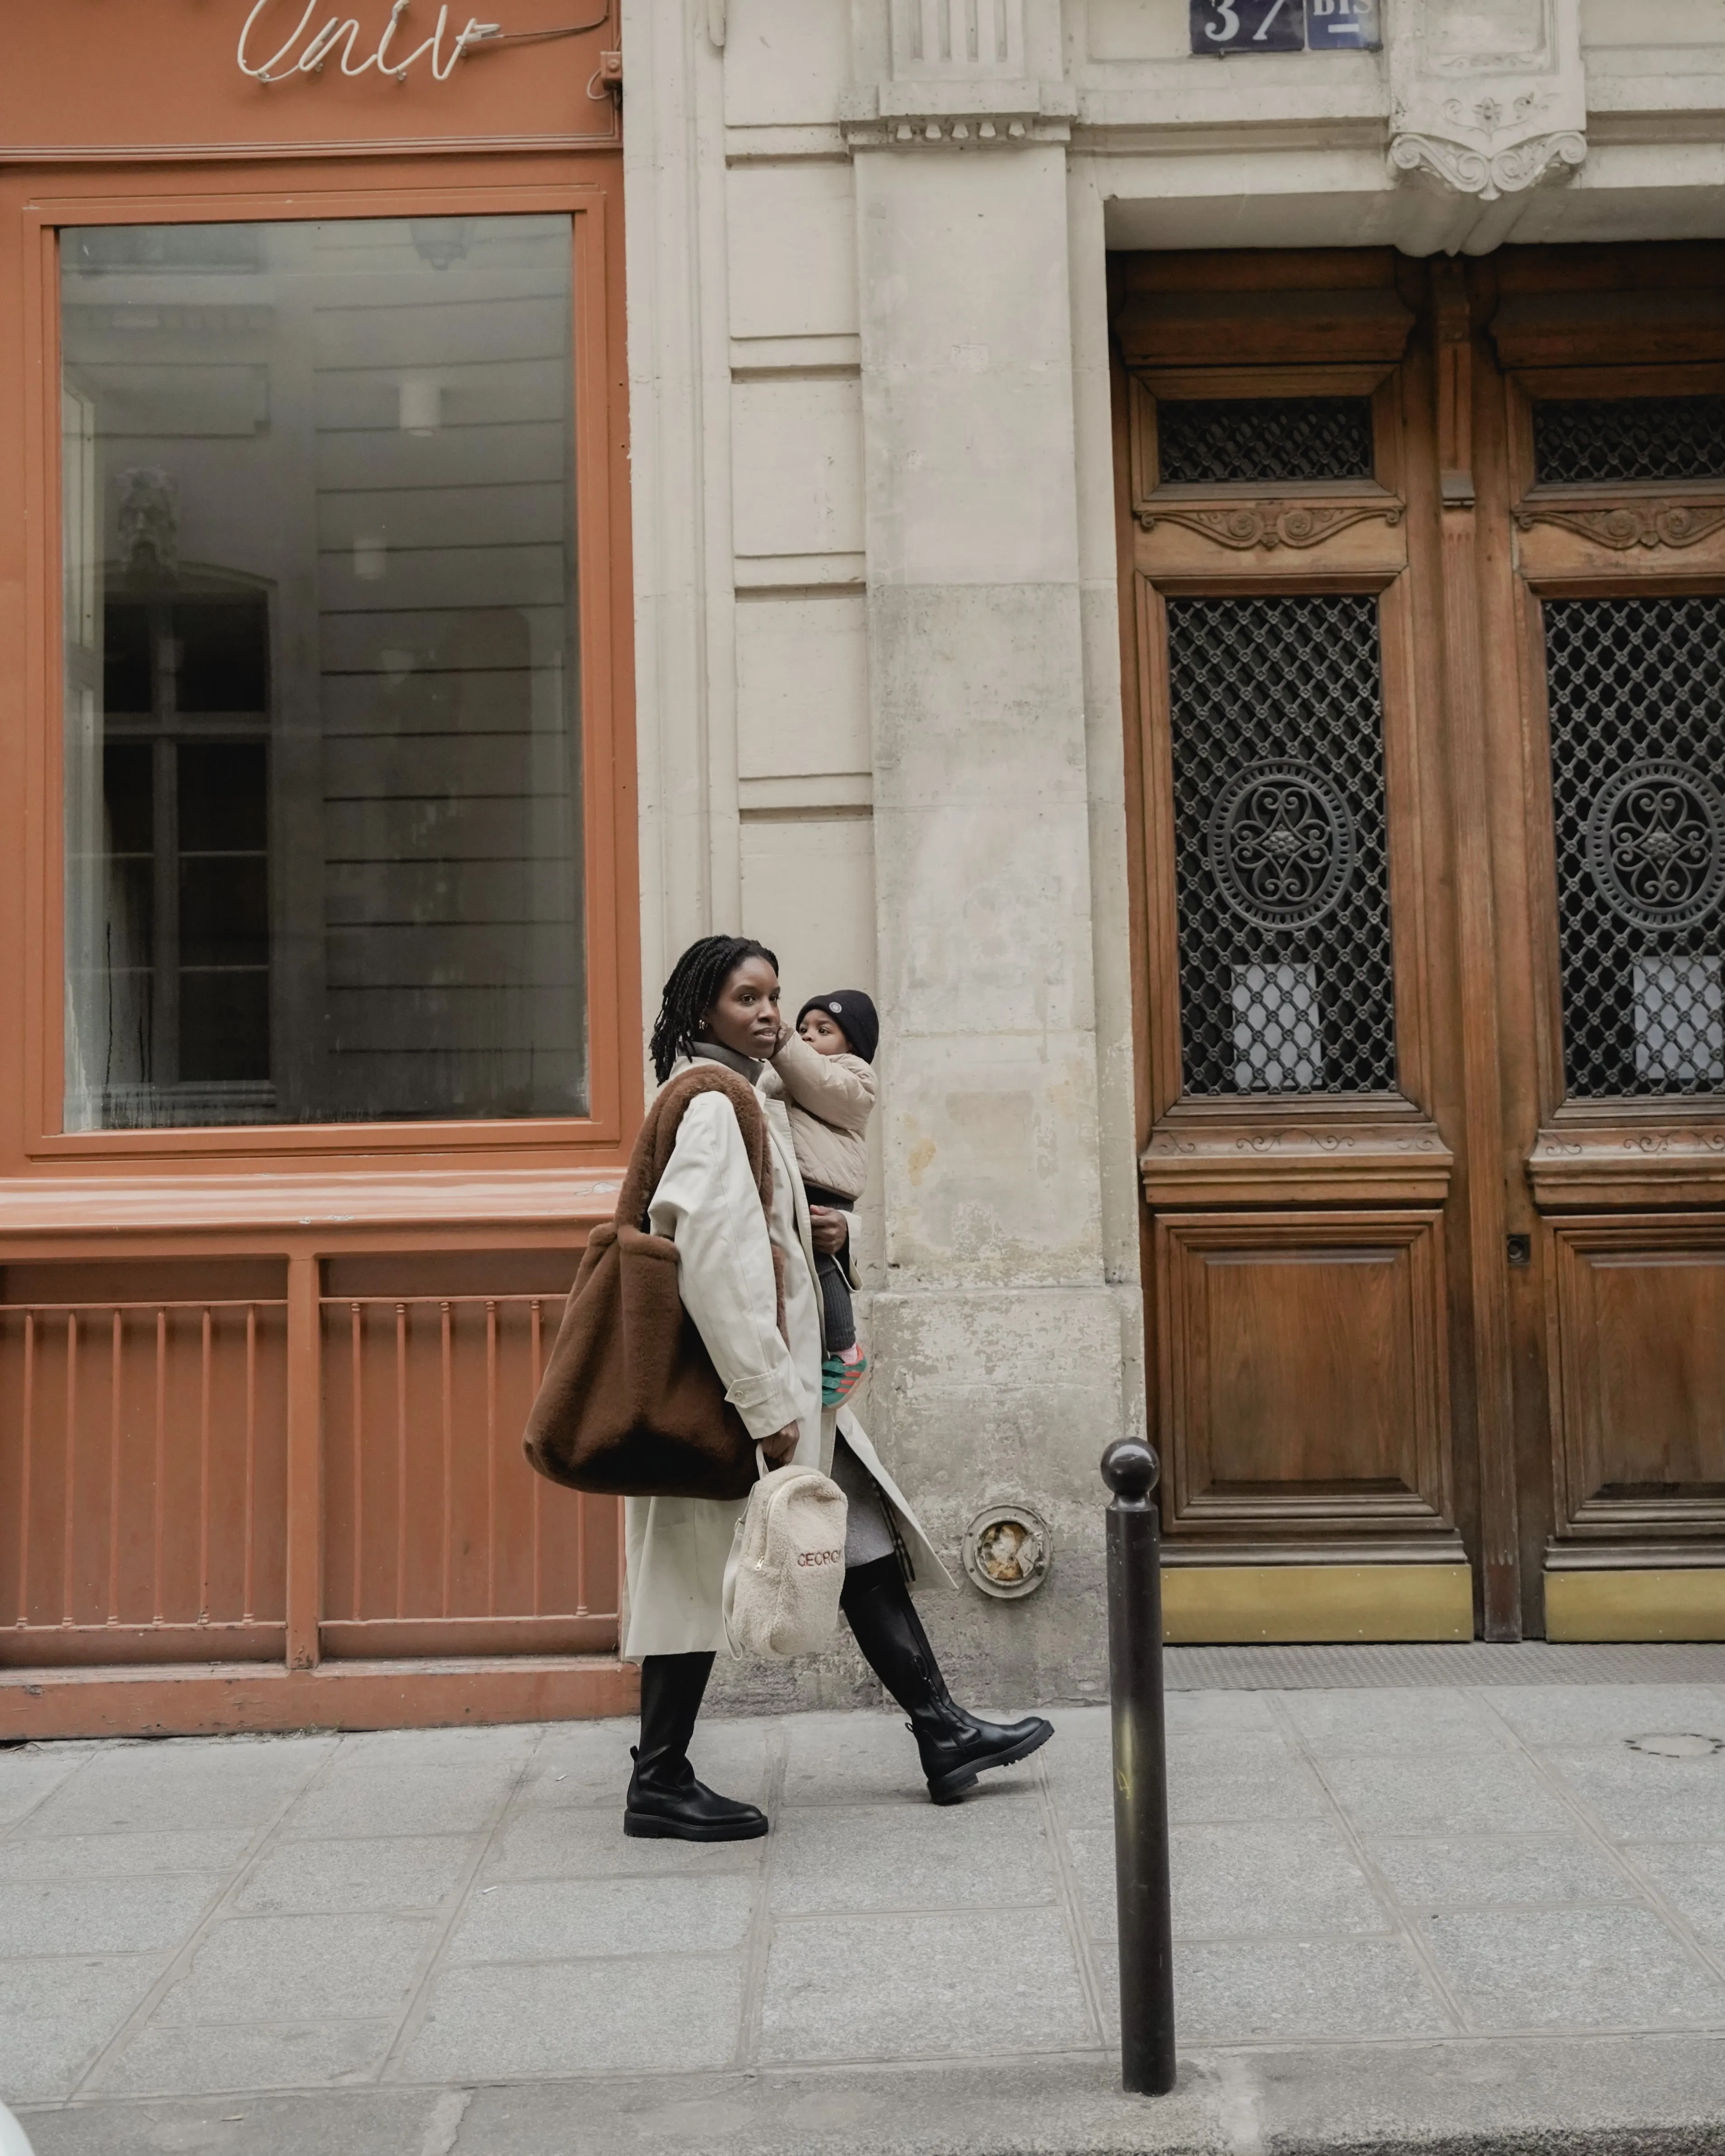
[0, 2, 638, 1737]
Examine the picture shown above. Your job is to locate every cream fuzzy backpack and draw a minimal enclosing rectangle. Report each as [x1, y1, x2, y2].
[723, 1457, 848, 1658]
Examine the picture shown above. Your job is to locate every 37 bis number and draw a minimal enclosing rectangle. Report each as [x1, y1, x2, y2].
[1190, 0, 1303, 51]
[1190, 0, 1379, 52]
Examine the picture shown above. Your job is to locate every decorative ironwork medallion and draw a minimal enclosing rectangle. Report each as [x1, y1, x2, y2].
[1585, 758, 1725, 932]
[1207, 760, 1357, 930]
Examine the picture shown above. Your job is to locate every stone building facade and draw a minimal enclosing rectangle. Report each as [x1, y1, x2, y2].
[4, 1, 1725, 1739]
[624, 0, 1725, 1702]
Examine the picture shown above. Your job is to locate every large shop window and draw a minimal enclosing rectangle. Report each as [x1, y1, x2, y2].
[60, 215, 586, 1130]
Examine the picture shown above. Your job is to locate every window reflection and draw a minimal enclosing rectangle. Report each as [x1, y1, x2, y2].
[62, 215, 586, 1129]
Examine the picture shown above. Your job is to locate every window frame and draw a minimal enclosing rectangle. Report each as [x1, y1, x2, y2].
[1506, 362, 1725, 1132]
[10, 164, 637, 1166]
[1122, 361, 1438, 1132]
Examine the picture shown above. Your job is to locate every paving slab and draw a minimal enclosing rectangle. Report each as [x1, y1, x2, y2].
[1160, 1692, 1277, 1735]
[513, 1723, 640, 1807]
[0, 1753, 93, 1831]
[0, 1875, 228, 1958]
[1541, 1744, 1725, 1840]
[480, 1800, 766, 1881]
[1314, 1747, 1575, 1835]
[234, 1835, 477, 1916]
[761, 1906, 1097, 2064]
[1277, 1686, 1507, 1756]
[1364, 1833, 1638, 1908]
[768, 1791, 1056, 1913]
[1169, 1937, 1453, 2043]
[333, 1726, 541, 1772]
[1484, 1685, 1725, 1748]
[400, 1954, 746, 2080]
[281, 1761, 522, 1841]
[0, 1829, 256, 1882]
[1164, 1735, 1330, 1826]
[149, 1912, 437, 2023]
[1414, 1904, 1725, 2031]
[0, 1954, 172, 2104]
[1625, 1843, 1725, 1945]
[780, 1710, 944, 1807]
[95, 2017, 398, 2099]
[10, 1742, 325, 1839]
[444, 1874, 756, 1961]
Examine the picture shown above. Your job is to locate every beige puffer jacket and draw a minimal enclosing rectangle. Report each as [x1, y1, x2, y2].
[771, 1030, 876, 1200]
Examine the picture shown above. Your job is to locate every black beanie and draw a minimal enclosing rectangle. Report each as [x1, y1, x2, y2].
[796, 989, 879, 1064]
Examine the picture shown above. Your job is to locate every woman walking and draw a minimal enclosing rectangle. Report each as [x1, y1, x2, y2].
[623, 934, 1053, 1841]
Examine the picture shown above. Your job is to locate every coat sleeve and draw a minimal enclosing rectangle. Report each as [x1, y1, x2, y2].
[646, 1090, 803, 1440]
[770, 1033, 877, 1135]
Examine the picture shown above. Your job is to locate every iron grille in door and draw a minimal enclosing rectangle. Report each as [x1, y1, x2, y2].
[1155, 397, 1375, 485]
[1532, 397, 1725, 486]
[1545, 596, 1725, 1097]
[1166, 593, 1398, 1098]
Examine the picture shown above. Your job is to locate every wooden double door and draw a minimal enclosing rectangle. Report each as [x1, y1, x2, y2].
[1114, 243, 1725, 1640]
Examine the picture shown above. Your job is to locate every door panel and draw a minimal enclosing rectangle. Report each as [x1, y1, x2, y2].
[1117, 251, 1468, 1606]
[1156, 1213, 1451, 1540]
[1549, 1226, 1725, 1544]
[1116, 241, 1725, 1638]
[1497, 253, 1725, 1625]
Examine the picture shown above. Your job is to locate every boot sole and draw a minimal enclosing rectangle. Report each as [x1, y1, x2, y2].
[927, 1717, 1055, 1805]
[623, 1810, 769, 1842]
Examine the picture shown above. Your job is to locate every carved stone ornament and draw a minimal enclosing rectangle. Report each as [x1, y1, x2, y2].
[117, 467, 179, 579]
[1386, 0, 1586, 204]
[1134, 502, 1402, 550]
[840, 0, 1075, 148]
[1513, 501, 1725, 551]
[1387, 126, 1584, 202]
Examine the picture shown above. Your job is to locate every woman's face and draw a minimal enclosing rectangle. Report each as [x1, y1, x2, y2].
[700, 955, 782, 1061]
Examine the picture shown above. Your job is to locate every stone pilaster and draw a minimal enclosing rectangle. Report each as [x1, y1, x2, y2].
[844, 0, 1126, 1704]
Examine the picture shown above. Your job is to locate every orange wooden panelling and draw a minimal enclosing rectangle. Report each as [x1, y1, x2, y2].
[0, 1293, 288, 1664]
[0, 12, 637, 1731]
[0, 0, 620, 164]
[318, 1291, 618, 1657]
[10, 168, 636, 1171]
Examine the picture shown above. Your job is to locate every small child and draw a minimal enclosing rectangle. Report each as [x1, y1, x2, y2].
[772, 990, 879, 1409]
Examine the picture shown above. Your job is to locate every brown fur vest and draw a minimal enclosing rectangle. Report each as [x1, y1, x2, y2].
[522, 1063, 786, 1500]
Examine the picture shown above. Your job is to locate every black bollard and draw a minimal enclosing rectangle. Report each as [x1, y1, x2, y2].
[1101, 1436, 1176, 2096]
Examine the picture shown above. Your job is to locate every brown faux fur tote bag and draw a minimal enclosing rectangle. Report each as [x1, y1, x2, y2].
[522, 1064, 786, 1502]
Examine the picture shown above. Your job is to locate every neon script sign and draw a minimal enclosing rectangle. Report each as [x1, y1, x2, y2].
[238, 0, 502, 83]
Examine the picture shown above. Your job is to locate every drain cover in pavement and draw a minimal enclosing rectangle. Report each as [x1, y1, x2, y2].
[1626, 1732, 1724, 1758]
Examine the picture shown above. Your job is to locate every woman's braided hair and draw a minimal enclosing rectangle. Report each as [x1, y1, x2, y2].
[649, 934, 780, 1084]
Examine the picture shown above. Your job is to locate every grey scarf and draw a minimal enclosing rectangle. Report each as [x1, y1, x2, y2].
[692, 1039, 763, 1085]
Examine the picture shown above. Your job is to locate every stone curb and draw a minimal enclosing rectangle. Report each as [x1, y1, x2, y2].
[18, 2039, 1725, 2156]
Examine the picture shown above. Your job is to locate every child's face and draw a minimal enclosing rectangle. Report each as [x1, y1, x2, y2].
[798, 1010, 850, 1058]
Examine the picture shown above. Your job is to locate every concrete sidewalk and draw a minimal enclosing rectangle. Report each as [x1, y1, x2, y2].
[5, 1653, 1725, 2153]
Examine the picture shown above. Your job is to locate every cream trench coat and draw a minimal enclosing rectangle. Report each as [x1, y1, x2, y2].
[621, 1053, 952, 1661]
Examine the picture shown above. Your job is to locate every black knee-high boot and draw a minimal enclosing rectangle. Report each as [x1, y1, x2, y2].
[840, 1557, 1054, 1804]
[625, 1652, 768, 1841]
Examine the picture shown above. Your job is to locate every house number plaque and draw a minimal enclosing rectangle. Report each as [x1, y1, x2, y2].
[1190, 0, 1380, 53]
